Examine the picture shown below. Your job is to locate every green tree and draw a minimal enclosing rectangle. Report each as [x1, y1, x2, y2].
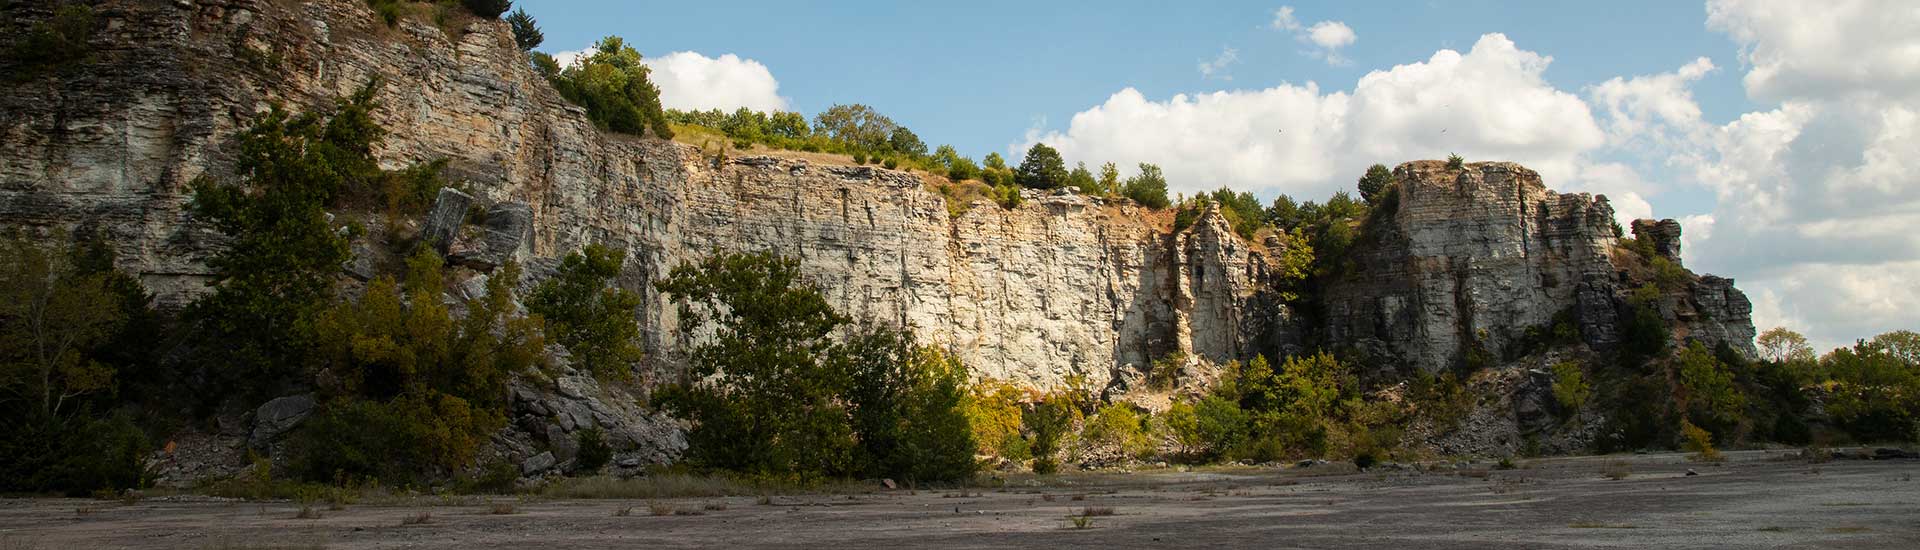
[1356, 164, 1393, 205]
[548, 36, 673, 139]
[812, 104, 898, 152]
[1023, 396, 1075, 474]
[527, 244, 644, 382]
[963, 379, 1028, 459]
[1821, 333, 1919, 442]
[506, 8, 544, 51]
[888, 126, 927, 157]
[1756, 327, 1815, 366]
[1676, 341, 1747, 432]
[1097, 162, 1121, 196]
[840, 326, 976, 482]
[1067, 162, 1100, 195]
[983, 152, 1008, 170]
[1121, 163, 1170, 209]
[0, 233, 126, 419]
[1080, 402, 1152, 459]
[1014, 143, 1069, 189]
[1446, 153, 1465, 170]
[1551, 361, 1591, 414]
[1165, 395, 1248, 460]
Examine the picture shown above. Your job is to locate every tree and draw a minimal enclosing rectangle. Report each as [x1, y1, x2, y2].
[1356, 164, 1393, 205]
[0, 233, 125, 420]
[1014, 143, 1069, 189]
[1080, 403, 1152, 459]
[1165, 395, 1248, 460]
[506, 8, 543, 51]
[983, 153, 1008, 170]
[963, 379, 1027, 458]
[888, 126, 927, 157]
[1121, 163, 1170, 209]
[1821, 333, 1919, 442]
[527, 244, 644, 382]
[768, 111, 809, 139]
[463, 0, 513, 18]
[6, 4, 94, 83]
[1267, 194, 1303, 229]
[1097, 162, 1121, 196]
[1023, 396, 1075, 474]
[654, 252, 976, 482]
[1551, 361, 1591, 413]
[946, 156, 980, 182]
[1067, 162, 1100, 195]
[1676, 341, 1747, 432]
[548, 36, 673, 139]
[812, 104, 898, 152]
[1756, 327, 1815, 365]
[1446, 153, 1465, 170]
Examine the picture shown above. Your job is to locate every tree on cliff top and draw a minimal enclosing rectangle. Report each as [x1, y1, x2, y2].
[1014, 143, 1068, 189]
[464, 0, 513, 19]
[1357, 164, 1393, 205]
[548, 36, 674, 140]
[507, 8, 543, 51]
[1121, 163, 1170, 209]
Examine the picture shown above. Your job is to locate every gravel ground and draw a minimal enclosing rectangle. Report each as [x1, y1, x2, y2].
[2, 450, 1914, 549]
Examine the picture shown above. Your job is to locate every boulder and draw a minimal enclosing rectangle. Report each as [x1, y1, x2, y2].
[521, 451, 556, 475]
[420, 187, 473, 255]
[249, 394, 315, 448]
[451, 202, 533, 269]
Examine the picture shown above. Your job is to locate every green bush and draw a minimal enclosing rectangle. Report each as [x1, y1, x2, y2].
[575, 427, 614, 472]
[528, 244, 645, 382]
[5, 4, 94, 82]
[882, 157, 898, 169]
[1551, 362, 1591, 414]
[852, 151, 867, 164]
[546, 37, 673, 139]
[963, 379, 1027, 459]
[654, 252, 977, 483]
[1080, 403, 1153, 459]
[1446, 153, 1465, 170]
[0, 412, 149, 496]
[1023, 397, 1076, 474]
[1821, 333, 1919, 442]
[288, 395, 496, 487]
[1164, 395, 1249, 460]
[1121, 163, 1170, 209]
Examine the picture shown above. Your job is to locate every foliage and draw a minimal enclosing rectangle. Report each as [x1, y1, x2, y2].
[1821, 333, 1919, 442]
[1650, 257, 1691, 292]
[1356, 164, 1394, 205]
[888, 126, 927, 157]
[1120, 163, 1170, 209]
[575, 427, 613, 472]
[1067, 162, 1100, 195]
[1680, 418, 1721, 462]
[1446, 153, 1465, 170]
[1146, 352, 1185, 390]
[1097, 163, 1122, 195]
[5, 4, 94, 82]
[1023, 396, 1076, 474]
[654, 252, 976, 482]
[1080, 403, 1153, 459]
[463, 0, 513, 18]
[506, 8, 543, 51]
[1619, 285, 1670, 365]
[547, 36, 673, 139]
[963, 379, 1028, 459]
[1757, 327, 1816, 365]
[298, 252, 545, 484]
[1551, 362, 1591, 414]
[812, 104, 900, 152]
[0, 412, 148, 496]
[1164, 395, 1249, 460]
[527, 244, 644, 382]
[1676, 341, 1747, 433]
[1014, 143, 1069, 189]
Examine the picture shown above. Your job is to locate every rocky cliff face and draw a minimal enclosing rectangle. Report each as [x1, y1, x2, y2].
[0, 0, 1289, 392]
[1322, 161, 1756, 373]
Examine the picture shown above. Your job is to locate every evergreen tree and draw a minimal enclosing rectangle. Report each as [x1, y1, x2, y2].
[506, 8, 543, 51]
[1014, 143, 1069, 189]
[1356, 164, 1393, 205]
[1121, 163, 1170, 209]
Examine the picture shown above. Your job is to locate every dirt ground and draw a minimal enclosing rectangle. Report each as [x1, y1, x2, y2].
[2, 450, 1914, 549]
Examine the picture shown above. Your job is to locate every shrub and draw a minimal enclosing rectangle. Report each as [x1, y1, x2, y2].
[1681, 418, 1721, 462]
[1821, 334, 1920, 442]
[6, 4, 95, 82]
[575, 427, 614, 472]
[945, 156, 980, 182]
[1446, 153, 1465, 170]
[546, 37, 673, 139]
[464, 0, 513, 18]
[506, 8, 543, 50]
[1677, 341, 1747, 432]
[1121, 164, 1170, 209]
[1164, 395, 1249, 460]
[527, 244, 644, 382]
[0, 413, 149, 496]
[1551, 362, 1591, 414]
[882, 157, 898, 169]
[365, 0, 405, 25]
[1024, 397, 1076, 474]
[654, 252, 977, 482]
[1080, 403, 1153, 459]
[964, 380, 1027, 458]
[1650, 257, 1691, 291]
[851, 152, 867, 164]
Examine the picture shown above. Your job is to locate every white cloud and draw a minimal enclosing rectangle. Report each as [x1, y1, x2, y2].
[642, 51, 790, 112]
[1023, 34, 1606, 203]
[1270, 6, 1357, 66]
[1198, 47, 1240, 80]
[1587, 0, 1920, 350]
[543, 49, 789, 113]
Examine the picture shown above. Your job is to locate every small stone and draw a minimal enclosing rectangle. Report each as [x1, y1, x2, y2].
[881, 478, 897, 489]
[1685, 469, 1699, 477]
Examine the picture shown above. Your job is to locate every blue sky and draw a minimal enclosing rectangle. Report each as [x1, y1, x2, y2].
[516, 0, 1920, 351]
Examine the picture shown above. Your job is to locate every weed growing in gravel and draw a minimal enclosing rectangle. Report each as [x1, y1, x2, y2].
[1066, 515, 1094, 529]
[489, 502, 518, 515]
[1079, 506, 1115, 517]
[702, 502, 728, 511]
[648, 503, 674, 516]
[614, 505, 634, 517]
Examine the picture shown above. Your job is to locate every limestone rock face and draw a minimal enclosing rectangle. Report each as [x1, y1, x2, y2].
[1630, 219, 1684, 261]
[0, 0, 1292, 392]
[1323, 161, 1623, 372]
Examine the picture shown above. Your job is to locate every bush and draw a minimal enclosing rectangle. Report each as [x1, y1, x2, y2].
[575, 427, 613, 472]
[527, 244, 645, 382]
[1120, 164, 1170, 209]
[882, 157, 898, 169]
[463, 0, 513, 18]
[1164, 395, 1249, 460]
[365, 0, 405, 25]
[852, 152, 867, 164]
[0, 413, 149, 496]
[964, 379, 1027, 459]
[1446, 153, 1465, 170]
[546, 37, 673, 139]
[654, 252, 977, 483]
[1080, 403, 1153, 459]
[5, 4, 94, 82]
[1551, 362, 1591, 414]
[1681, 418, 1721, 462]
[1024, 397, 1076, 474]
[288, 395, 496, 487]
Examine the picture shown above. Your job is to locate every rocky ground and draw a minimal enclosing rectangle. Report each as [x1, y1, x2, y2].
[1, 450, 1913, 549]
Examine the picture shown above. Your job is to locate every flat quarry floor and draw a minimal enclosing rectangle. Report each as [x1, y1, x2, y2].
[3, 450, 1915, 549]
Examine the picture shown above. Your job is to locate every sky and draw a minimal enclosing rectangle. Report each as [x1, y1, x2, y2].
[515, 0, 1920, 352]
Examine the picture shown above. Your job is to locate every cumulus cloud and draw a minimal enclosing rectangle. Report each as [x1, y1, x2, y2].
[544, 49, 789, 112]
[1198, 47, 1240, 80]
[1023, 34, 1605, 203]
[1271, 6, 1357, 66]
[643, 51, 790, 112]
[1593, 0, 1920, 350]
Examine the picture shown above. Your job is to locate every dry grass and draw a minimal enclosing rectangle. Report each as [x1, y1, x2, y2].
[1078, 506, 1116, 517]
[400, 510, 433, 525]
[702, 501, 728, 511]
[647, 503, 674, 516]
[294, 505, 321, 520]
[488, 502, 518, 515]
[613, 505, 634, 517]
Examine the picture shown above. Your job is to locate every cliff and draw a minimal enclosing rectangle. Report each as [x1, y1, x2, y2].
[2, 0, 1758, 469]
